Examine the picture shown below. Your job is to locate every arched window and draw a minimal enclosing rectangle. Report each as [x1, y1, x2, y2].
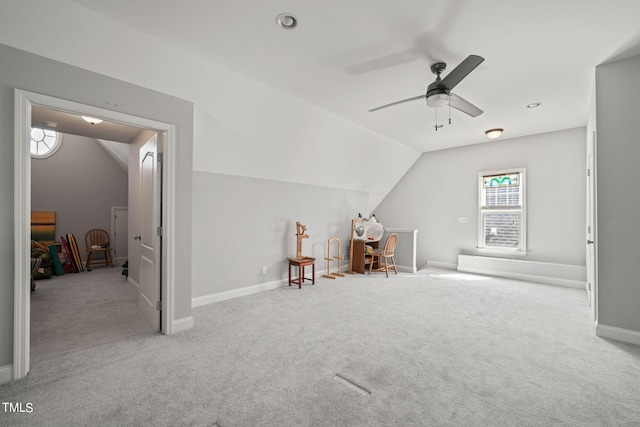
[30, 128, 62, 159]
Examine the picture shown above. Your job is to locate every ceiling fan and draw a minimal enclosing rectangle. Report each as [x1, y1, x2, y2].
[369, 54, 485, 123]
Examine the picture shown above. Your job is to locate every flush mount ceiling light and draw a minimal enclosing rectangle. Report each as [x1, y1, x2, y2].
[276, 13, 297, 29]
[485, 128, 504, 139]
[81, 116, 103, 125]
[526, 102, 541, 109]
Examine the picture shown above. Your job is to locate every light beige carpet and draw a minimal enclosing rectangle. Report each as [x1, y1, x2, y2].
[30, 265, 155, 363]
[2, 267, 640, 426]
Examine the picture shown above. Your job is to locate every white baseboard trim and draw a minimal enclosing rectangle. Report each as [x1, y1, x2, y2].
[192, 279, 287, 307]
[0, 364, 13, 385]
[458, 265, 585, 288]
[173, 316, 194, 333]
[396, 264, 416, 273]
[596, 323, 640, 346]
[127, 277, 139, 292]
[427, 261, 458, 270]
[192, 266, 346, 308]
[457, 255, 585, 289]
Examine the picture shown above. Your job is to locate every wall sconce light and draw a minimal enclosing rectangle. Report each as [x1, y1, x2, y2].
[485, 128, 504, 139]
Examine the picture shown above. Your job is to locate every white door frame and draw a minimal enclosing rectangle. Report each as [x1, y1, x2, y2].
[14, 89, 178, 380]
[587, 130, 598, 325]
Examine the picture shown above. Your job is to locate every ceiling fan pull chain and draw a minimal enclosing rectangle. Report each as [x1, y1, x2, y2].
[434, 108, 444, 131]
[448, 96, 452, 125]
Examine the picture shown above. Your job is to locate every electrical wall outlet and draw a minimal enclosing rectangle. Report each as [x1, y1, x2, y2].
[458, 216, 468, 224]
[262, 266, 267, 275]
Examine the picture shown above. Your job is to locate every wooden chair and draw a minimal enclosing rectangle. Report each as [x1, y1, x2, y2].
[85, 229, 114, 270]
[368, 233, 398, 278]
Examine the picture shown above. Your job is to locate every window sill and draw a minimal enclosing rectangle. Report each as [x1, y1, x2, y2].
[476, 247, 528, 257]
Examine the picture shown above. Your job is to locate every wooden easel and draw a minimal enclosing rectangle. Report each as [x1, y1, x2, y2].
[288, 222, 316, 288]
[323, 237, 344, 279]
[294, 221, 309, 259]
[346, 219, 358, 274]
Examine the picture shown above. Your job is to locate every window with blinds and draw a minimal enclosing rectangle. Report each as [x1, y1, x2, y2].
[478, 169, 526, 252]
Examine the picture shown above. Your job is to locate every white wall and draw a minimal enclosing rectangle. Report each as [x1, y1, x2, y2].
[0, 0, 420, 213]
[373, 127, 586, 269]
[192, 172, 369, 298]
[595, 54, 640, 335]
[31, 134, 128, 245]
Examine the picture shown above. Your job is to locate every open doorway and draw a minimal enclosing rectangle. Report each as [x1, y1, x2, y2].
[14, 90, 178, 380]
[29, 121, 154, 361]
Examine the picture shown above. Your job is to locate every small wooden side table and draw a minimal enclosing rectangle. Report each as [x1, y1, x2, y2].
[288, 257, 316, 289]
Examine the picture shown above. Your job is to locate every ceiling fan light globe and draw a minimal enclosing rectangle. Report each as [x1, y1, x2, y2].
[426, 93, 449, 108]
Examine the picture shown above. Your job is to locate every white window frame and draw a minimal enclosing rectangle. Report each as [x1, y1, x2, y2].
[30, 127, 62, 159]
[477, 167, 527, 255]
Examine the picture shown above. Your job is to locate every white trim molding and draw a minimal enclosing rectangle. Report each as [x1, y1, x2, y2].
[427, 260, 458, 270]
[477, 247, 528, 257]
[192, 266, 340, 308]
[14, 89, 31, 380]
[596, 323, 640, 346]
[0, 364, 13, 385]
[193, 279, 287, 307]
[457, 254, 586, 289]
[173, 316, 194, 333]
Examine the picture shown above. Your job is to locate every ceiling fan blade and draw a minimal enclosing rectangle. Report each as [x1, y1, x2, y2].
[449, 93, 483, 117]
[439, 54, 484, 91]
[369, 94, 426, 112]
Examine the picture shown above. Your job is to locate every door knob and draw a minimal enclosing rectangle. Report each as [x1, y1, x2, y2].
[587, 240, 594, 244]
[134, 235, 142, 240]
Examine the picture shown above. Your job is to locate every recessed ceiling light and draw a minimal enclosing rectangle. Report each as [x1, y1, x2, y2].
[526, 102, 541, 109]
[82, 116, 103, 125]
[276, 13, 297, 29]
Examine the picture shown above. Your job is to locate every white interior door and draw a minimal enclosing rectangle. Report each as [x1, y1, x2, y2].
[139, 134, 160, 330]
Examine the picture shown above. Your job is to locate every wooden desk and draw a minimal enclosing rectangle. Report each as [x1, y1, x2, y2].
[350, 240, 379, 274]
[288, 257, 316, 289]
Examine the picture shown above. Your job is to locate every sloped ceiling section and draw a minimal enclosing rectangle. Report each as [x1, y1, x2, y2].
[96, 139, 129, 173]
[70, 0, 640, 153]
[0, 0, 420, 211]
[32, 106, 146, 144]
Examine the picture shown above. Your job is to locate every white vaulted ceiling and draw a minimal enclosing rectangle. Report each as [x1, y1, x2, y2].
[3, 1, 640, 209]
[69, 0, 640, 152]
